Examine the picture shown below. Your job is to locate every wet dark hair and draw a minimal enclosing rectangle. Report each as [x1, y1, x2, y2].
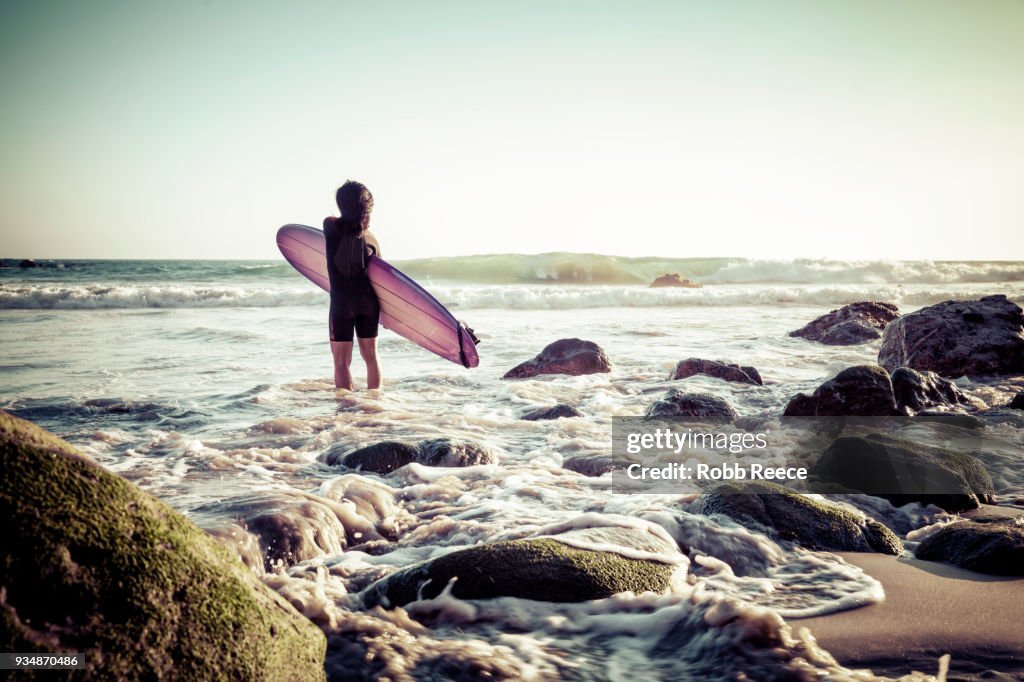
[336, 181, 373, 235]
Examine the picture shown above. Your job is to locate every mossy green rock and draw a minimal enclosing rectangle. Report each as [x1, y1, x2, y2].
[0, 410, 326, 681]
[362, 527, 684, 607]
[916, 517, 1024, 576]
[698, 480, 903, 555]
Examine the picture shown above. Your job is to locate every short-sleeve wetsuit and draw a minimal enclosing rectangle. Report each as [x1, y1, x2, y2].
[324, 217, 380, 342]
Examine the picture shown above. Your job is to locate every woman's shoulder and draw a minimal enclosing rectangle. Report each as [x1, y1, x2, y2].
[323, 216, 338, 231]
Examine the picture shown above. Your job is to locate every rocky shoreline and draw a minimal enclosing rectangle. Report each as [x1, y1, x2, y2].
[2, 293, 1023, 679]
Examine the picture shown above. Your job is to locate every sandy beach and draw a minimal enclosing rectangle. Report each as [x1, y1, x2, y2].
[793, 547, 1024, 679]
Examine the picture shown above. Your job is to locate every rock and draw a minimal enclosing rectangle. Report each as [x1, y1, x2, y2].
[522, 404, 583, 420]
[503, 339, 612, 379]
[891, 367, 983, 414]
[878, 295, 1024, 377]
[698, 481, 902, 555]
[417, 438, 498, 467]
[18, 259, 36, 268]
[334, 441, 419, 472]
[196, 485, 400, 572]
[810, 433, 995, 512]
[915, 518, 1024, 576]
[977, 409, 1024, 429]
[331, 439, 498, 473]
[0, 410, 326, 680]
[361, 526, 684, 607]
[1008, 391, 1024, 410]
[645, 389, 738, 421]
[650, 273, 702, 288]
[790, 302, 900, 345]
[783, 365, 897, 417]
[669, 358, 763, 385]
[563, 455, 627, 477]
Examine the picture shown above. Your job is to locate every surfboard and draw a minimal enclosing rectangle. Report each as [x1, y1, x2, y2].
[276, 224, 480, 368]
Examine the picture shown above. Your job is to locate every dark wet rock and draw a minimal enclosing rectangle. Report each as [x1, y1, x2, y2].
[650, 273, 702, 288]
[417, 438, 498, 467]
[197, 488, 396, 572]
[334, 440, 419, 472]
[783, 365, 897, 417]
[1008, 391, 1024, 410]
[670, 358, 763, 385]
[331, 439, 497, 473]
[810, 433, 995, 512]
[645, 389, 738, 421]
[522, 404, 583, 421]
[503, 338, 612, 379]
[361, 526, 683, 607]
[915, 517, 1024, 576]
[698, 480, 902, 555]
[18, 259, 36, 268]
[790, 302, 900, 346]
[891, 367, 984, 414]
[563, 455, 627, 477]
[878, 295, 1024, 377]
[0, 410, 326, 680]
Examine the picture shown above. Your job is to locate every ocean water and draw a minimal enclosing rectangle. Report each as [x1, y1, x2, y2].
[2, 255, 1023, 680]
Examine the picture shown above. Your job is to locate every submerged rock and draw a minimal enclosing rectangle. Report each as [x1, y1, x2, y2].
[332, 438, 497, 474]
[645, 389, 738, 421]
[890, 367, 983, 414]
[650, 273, 702, 288]
[417, 438, 497, 467]
[563, 455, 628, 477]
[878, 295, 1024, 377]
[0, 410, 326, 680]
[522, 404, 583, 420]
[915, 517, 1024, 576]
[1008, 391, 1024, 410]
[810, 433, 995, 512]
[18, 259, 36, 268]
[331, 440, 419, 472]
[790, 301, 900, 346]
[697, 480, 902, 555]
[669, 358, 763, 385]
[503, 338, 612, 379]
[361, 526, 684, 607]
[783, 365, 897, 417]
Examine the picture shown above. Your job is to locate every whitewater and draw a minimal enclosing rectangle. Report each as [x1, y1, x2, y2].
[2, 255, 1022, 680]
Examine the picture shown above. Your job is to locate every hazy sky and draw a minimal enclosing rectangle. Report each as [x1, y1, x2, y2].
[2, 1, 1022, 260]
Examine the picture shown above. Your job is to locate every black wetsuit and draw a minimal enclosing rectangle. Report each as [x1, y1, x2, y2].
[324, 217, 380, 342]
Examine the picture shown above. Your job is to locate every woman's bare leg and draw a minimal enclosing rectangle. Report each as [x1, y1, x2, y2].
[330, 340, 354, 390]
[358, 337, 381, 390]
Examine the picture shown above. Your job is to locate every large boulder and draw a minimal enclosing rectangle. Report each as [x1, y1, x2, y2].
[890, 367, 983, 414]
[522, 404, 583, 421]
[697, 481, 902, 555]
[362, 526, 684, 607]
[783, 365, 897, 417]
[809, 433, 995, 512]
[790, 302, 900, 345]
[878, 295, 1024, 377]
[669, 358, 763, 386]
[503, 339, 612, 379]
[0, 410, 326, 680]
[915, 517, 1024, 576]
[645, 389, 738, 421]
[330, 438, 498, 474]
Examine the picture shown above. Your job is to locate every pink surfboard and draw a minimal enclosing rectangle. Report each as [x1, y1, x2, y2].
[276, 224, 480, 368]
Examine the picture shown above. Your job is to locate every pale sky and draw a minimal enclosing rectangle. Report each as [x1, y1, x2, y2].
[2, 1, 1022, 260]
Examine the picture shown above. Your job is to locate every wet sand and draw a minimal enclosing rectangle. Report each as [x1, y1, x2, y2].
[791, 550, 1024, 679]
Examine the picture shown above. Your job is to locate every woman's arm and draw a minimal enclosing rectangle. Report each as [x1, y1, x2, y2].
[364, 230, 381, 258]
